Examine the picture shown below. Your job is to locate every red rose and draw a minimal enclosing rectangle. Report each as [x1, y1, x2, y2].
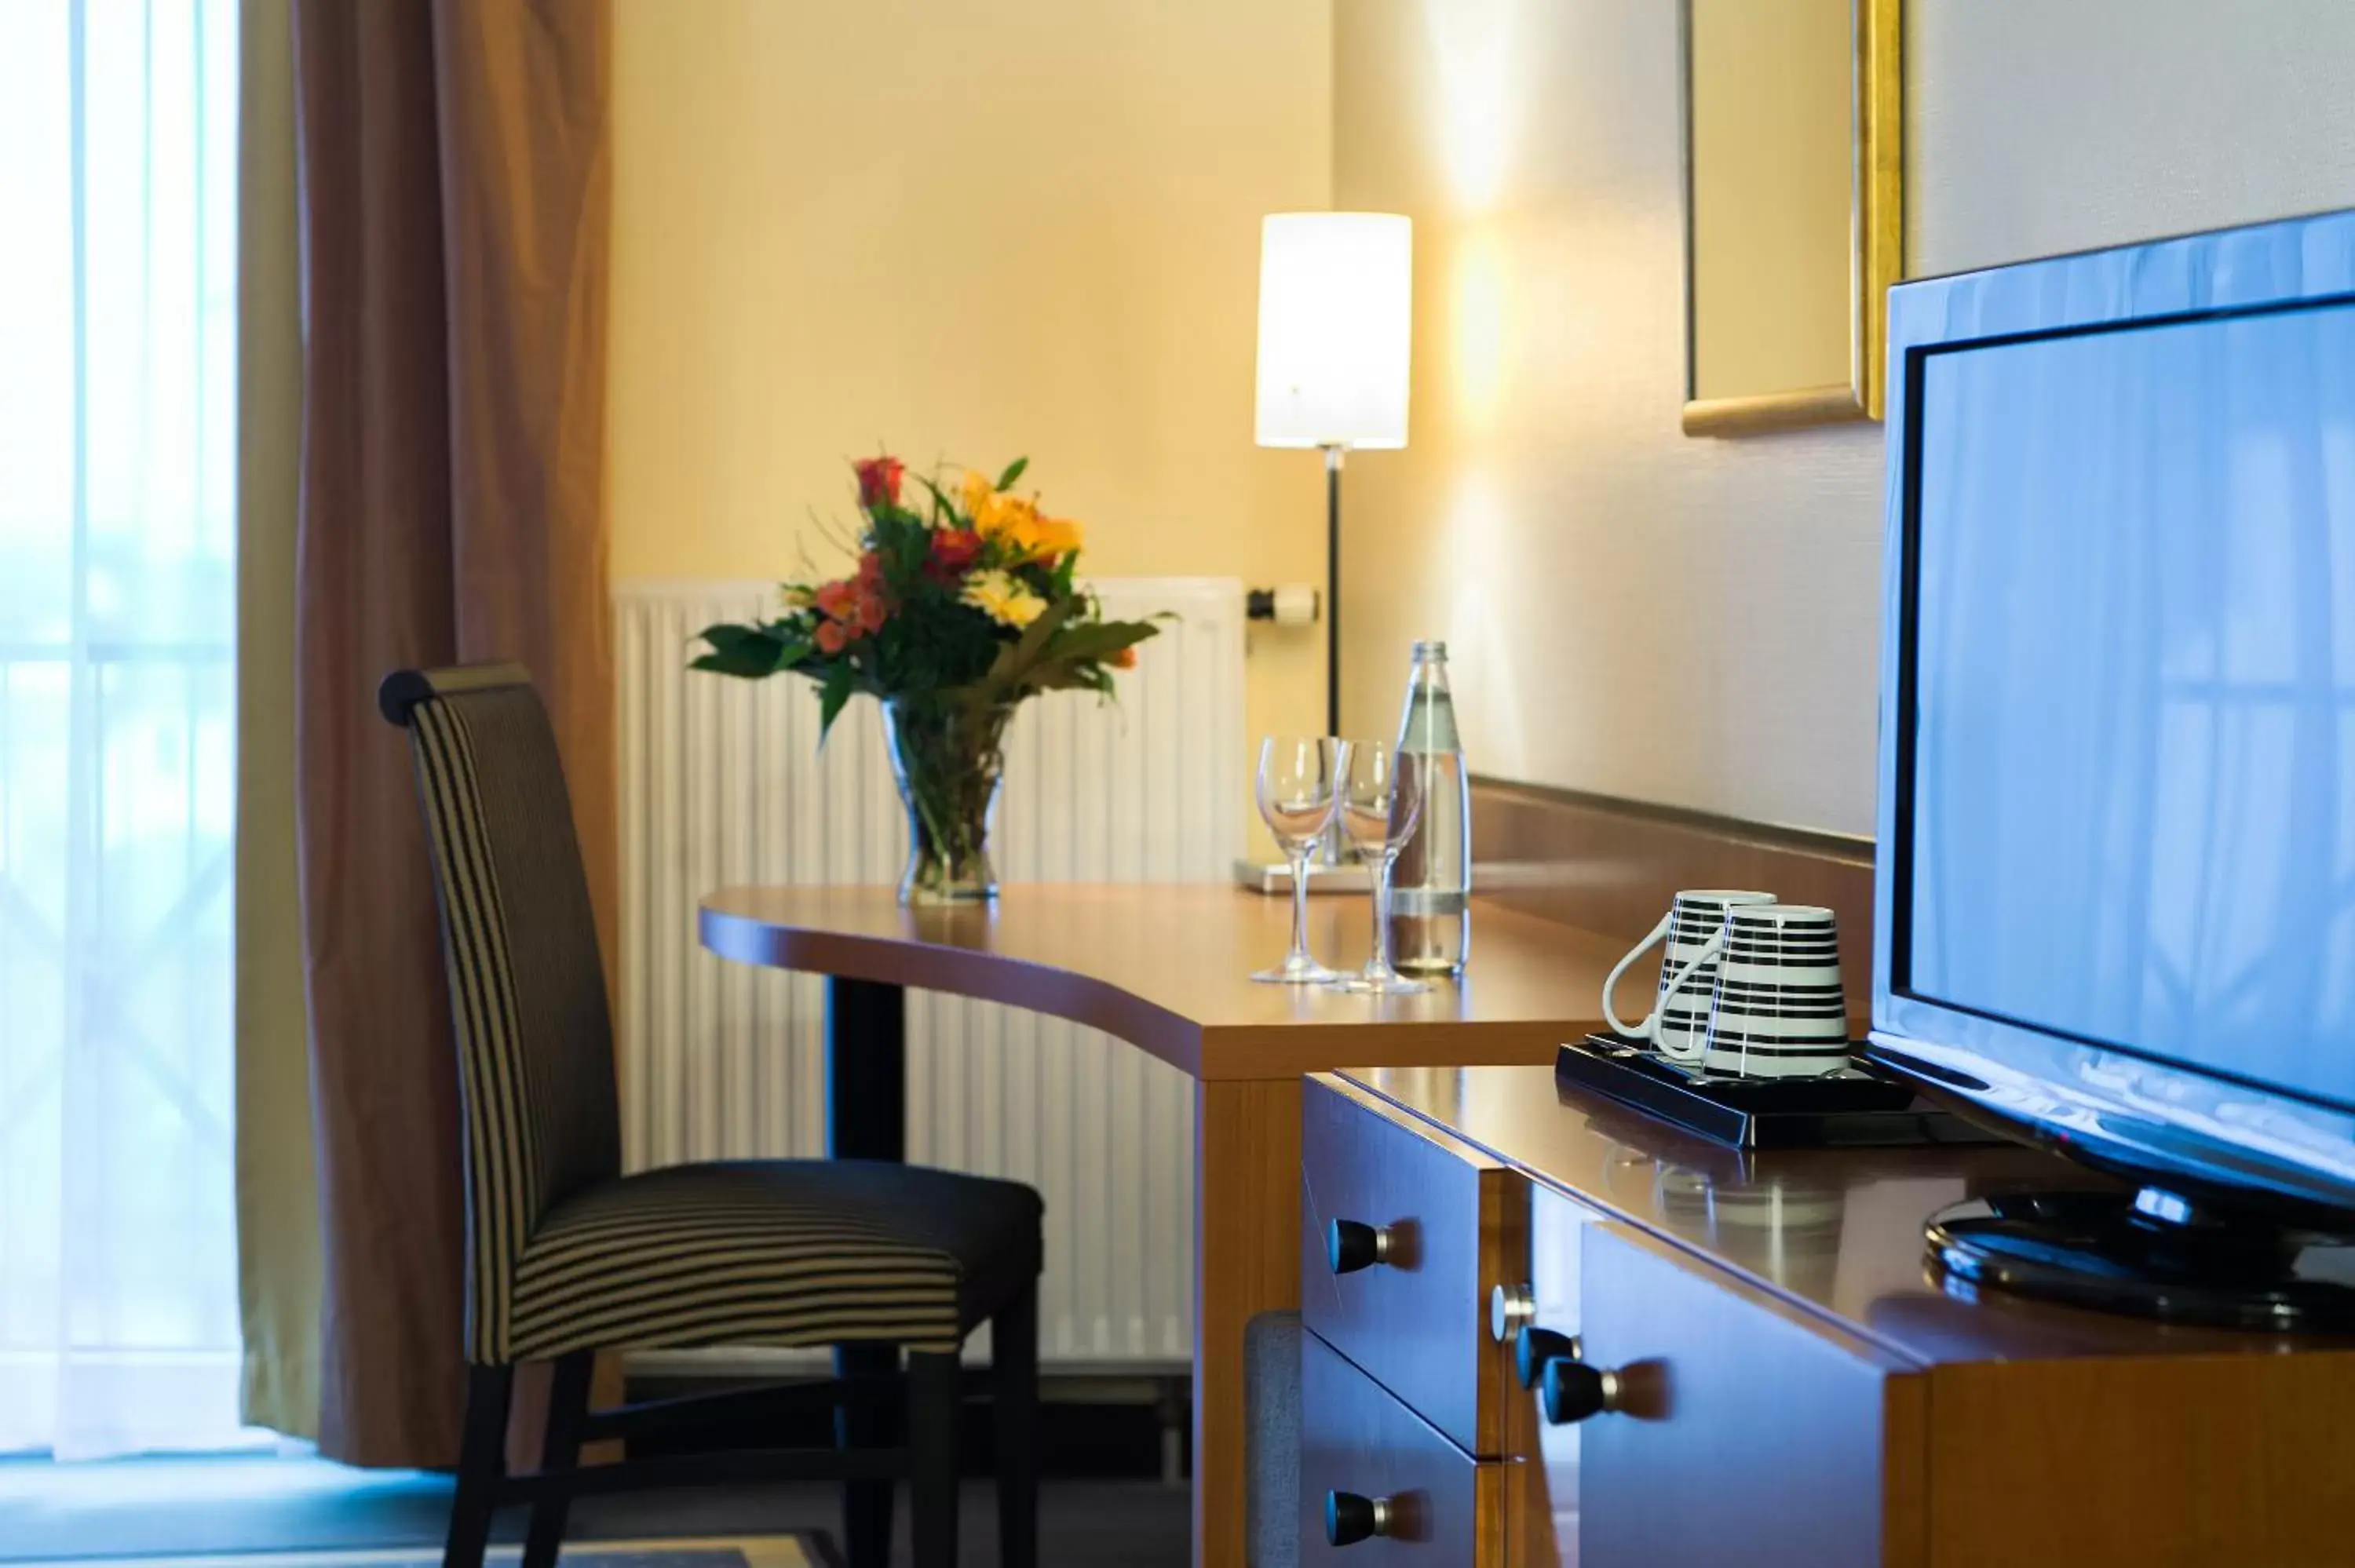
[926, 528, 982, 583]
[854, 455, 904, 511]
[814, 618, 849, 654]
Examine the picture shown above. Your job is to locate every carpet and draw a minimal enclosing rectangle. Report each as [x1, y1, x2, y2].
[9, 1541, 827, 1568]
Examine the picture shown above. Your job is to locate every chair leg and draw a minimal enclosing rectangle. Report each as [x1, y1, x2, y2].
[444, 1365, 515, 1568]
[520, 1352, 594, 1568]
[991, 1285, 1040, 1568]
[907, 1349, 963, 1568]
[838, 1343, 900, 1568]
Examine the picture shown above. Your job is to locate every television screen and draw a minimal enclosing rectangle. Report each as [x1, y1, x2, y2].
[1906, 299, 2355, 1115]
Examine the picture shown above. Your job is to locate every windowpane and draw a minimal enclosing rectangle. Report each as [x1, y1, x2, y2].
[0, 0, 248, 1460]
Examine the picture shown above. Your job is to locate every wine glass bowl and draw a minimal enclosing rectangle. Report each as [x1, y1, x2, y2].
[1253, 736, 1342, 984]
[1258, 757, 1339, 855]
[1334, 741, 1429, 994]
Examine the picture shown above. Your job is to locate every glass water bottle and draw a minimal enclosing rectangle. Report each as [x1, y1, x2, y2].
[1389, 640, 1472, 975]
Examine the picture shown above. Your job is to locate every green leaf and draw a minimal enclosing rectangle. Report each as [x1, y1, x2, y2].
[916, 472, 962, 524]
[692, 624, 799, 679]
[1042, 618, 1158, 665]
[1028, 663, 1106, 693]
[816, 662, 856, 741]
[995, 455, 1029, 491]
[984, 595, 1079, 692]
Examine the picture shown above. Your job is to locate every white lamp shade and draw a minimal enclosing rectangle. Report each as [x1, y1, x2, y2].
[1254, 212, 1413, 450]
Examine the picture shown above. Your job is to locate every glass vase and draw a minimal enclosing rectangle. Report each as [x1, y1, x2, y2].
[882, 697, 1010, 905]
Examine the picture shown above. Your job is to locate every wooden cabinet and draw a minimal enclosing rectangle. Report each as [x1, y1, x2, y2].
[1302, 1076, 1526, 1458]
[1507, 1186, 1596, 1568]
[1308, 1073, 1905, 1568]
[1575, 1223, 1911, 1568]
[1318, 1064, 2355, 1568]
[1298, 1328, 1505, 1568]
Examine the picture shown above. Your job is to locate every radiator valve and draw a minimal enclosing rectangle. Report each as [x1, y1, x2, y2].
[1247, 584, 1320, 625]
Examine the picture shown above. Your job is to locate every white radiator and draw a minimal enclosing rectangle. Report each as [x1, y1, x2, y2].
[614, 576, 1245, 1371]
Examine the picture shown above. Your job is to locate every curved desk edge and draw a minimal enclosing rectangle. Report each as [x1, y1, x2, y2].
[699, 902, 1212, 1078]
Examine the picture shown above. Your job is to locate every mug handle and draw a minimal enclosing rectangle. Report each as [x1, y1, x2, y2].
[1651, 926, 1729, 1065]
[1601, 911, 1674, 1038]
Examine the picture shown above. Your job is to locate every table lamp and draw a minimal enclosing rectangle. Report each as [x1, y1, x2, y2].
[1244, 212, 1412, 884]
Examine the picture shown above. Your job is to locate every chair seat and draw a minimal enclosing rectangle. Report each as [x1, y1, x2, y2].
[505, 1160, 1043, 1361]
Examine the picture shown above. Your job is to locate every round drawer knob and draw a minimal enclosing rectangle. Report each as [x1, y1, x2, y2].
[1513, 1325, 1580, 1391]
[1327, 1218, 1393, 1274]
[1489, 1282, 1535, 1343]
[1538, 1356, 1622, 1425]
[1324, 1490, 1394, 1547]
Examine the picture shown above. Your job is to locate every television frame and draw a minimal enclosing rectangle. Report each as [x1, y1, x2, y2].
[1868, 205, 2355, 1225]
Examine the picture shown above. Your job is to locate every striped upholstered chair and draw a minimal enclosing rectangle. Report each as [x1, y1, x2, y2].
[380, 663, 1042, 1568]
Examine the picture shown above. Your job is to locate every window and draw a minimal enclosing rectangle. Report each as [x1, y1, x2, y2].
[0, 0, 247, 1458]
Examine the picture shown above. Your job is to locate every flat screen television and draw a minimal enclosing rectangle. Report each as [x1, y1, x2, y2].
[1868, 206, 2355, 1324]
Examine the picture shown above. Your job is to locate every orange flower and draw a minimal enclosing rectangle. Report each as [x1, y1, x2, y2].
[813, 579, 859, 621]
[811, 571, 892, 646]
[1109, 644, 1138, 669]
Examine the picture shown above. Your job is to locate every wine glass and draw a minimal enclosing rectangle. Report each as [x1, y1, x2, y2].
[1253, 736, 1344, 983]
[1333, 740, 1429, 995]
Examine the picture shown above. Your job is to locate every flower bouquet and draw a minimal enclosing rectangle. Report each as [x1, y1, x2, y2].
[691, 454, 1160, 903]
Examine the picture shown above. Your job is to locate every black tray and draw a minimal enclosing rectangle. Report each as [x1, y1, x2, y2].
[1556, 1032, 2001, 1150]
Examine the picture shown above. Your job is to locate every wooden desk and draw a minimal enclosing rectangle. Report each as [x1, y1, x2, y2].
[699, 884, 1623, 1568]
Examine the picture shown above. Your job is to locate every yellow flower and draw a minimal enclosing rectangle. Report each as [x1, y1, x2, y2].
[960, 469, 995, 520]
[1024, 512, 1084, 560]
[779, 583, 815, 610]
[973, 489, 1031, 539]
[961, 568, 1048, 629]
[975, 490, 1084, 563]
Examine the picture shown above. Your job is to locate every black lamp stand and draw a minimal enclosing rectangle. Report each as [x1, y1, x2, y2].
[1231, 440, 1368, 891]
[1324, 443, 1344, 738]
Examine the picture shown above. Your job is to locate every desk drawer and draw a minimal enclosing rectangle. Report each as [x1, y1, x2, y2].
[1302, 1326, 1504, 1568]
[1573, 1224, 1910, 1568]
[1302, 1077, 1524, 1457]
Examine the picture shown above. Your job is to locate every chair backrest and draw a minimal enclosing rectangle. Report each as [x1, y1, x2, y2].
[379, 662, 622, 1363]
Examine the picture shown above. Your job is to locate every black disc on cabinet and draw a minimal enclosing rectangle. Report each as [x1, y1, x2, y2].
[1926, 1188, 2355, 1333]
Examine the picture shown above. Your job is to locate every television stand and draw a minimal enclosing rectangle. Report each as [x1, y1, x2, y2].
[1927, 1187, 2355, 1331]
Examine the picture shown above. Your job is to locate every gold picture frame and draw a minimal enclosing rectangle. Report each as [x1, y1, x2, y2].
[1680, 0, 1903, 436]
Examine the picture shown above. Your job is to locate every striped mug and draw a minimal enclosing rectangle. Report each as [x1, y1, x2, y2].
[1601, 889, 1777, 1061]
[1648, 904, 1846, 1074]
[1691, 903, 1850, 1078]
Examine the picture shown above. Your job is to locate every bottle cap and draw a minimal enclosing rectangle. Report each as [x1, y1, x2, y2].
[1411, 640, 1448, 659]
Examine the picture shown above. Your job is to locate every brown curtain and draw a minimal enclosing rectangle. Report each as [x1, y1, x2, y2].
[291, 0, 615, 1468]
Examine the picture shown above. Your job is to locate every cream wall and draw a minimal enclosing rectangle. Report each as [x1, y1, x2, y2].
[608, 0, 1334, 841]
[1334, 0, 1884, 834]
[1335, 0, 2355, 839]
[1910, 0, 2355, 276]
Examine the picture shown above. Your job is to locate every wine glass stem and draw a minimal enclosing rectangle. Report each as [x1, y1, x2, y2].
[1371, 857, 1395, 975]
[1288, 850, 1313, 961]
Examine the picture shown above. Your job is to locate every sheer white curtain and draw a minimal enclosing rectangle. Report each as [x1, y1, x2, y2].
[0, 1, 250, 1458]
